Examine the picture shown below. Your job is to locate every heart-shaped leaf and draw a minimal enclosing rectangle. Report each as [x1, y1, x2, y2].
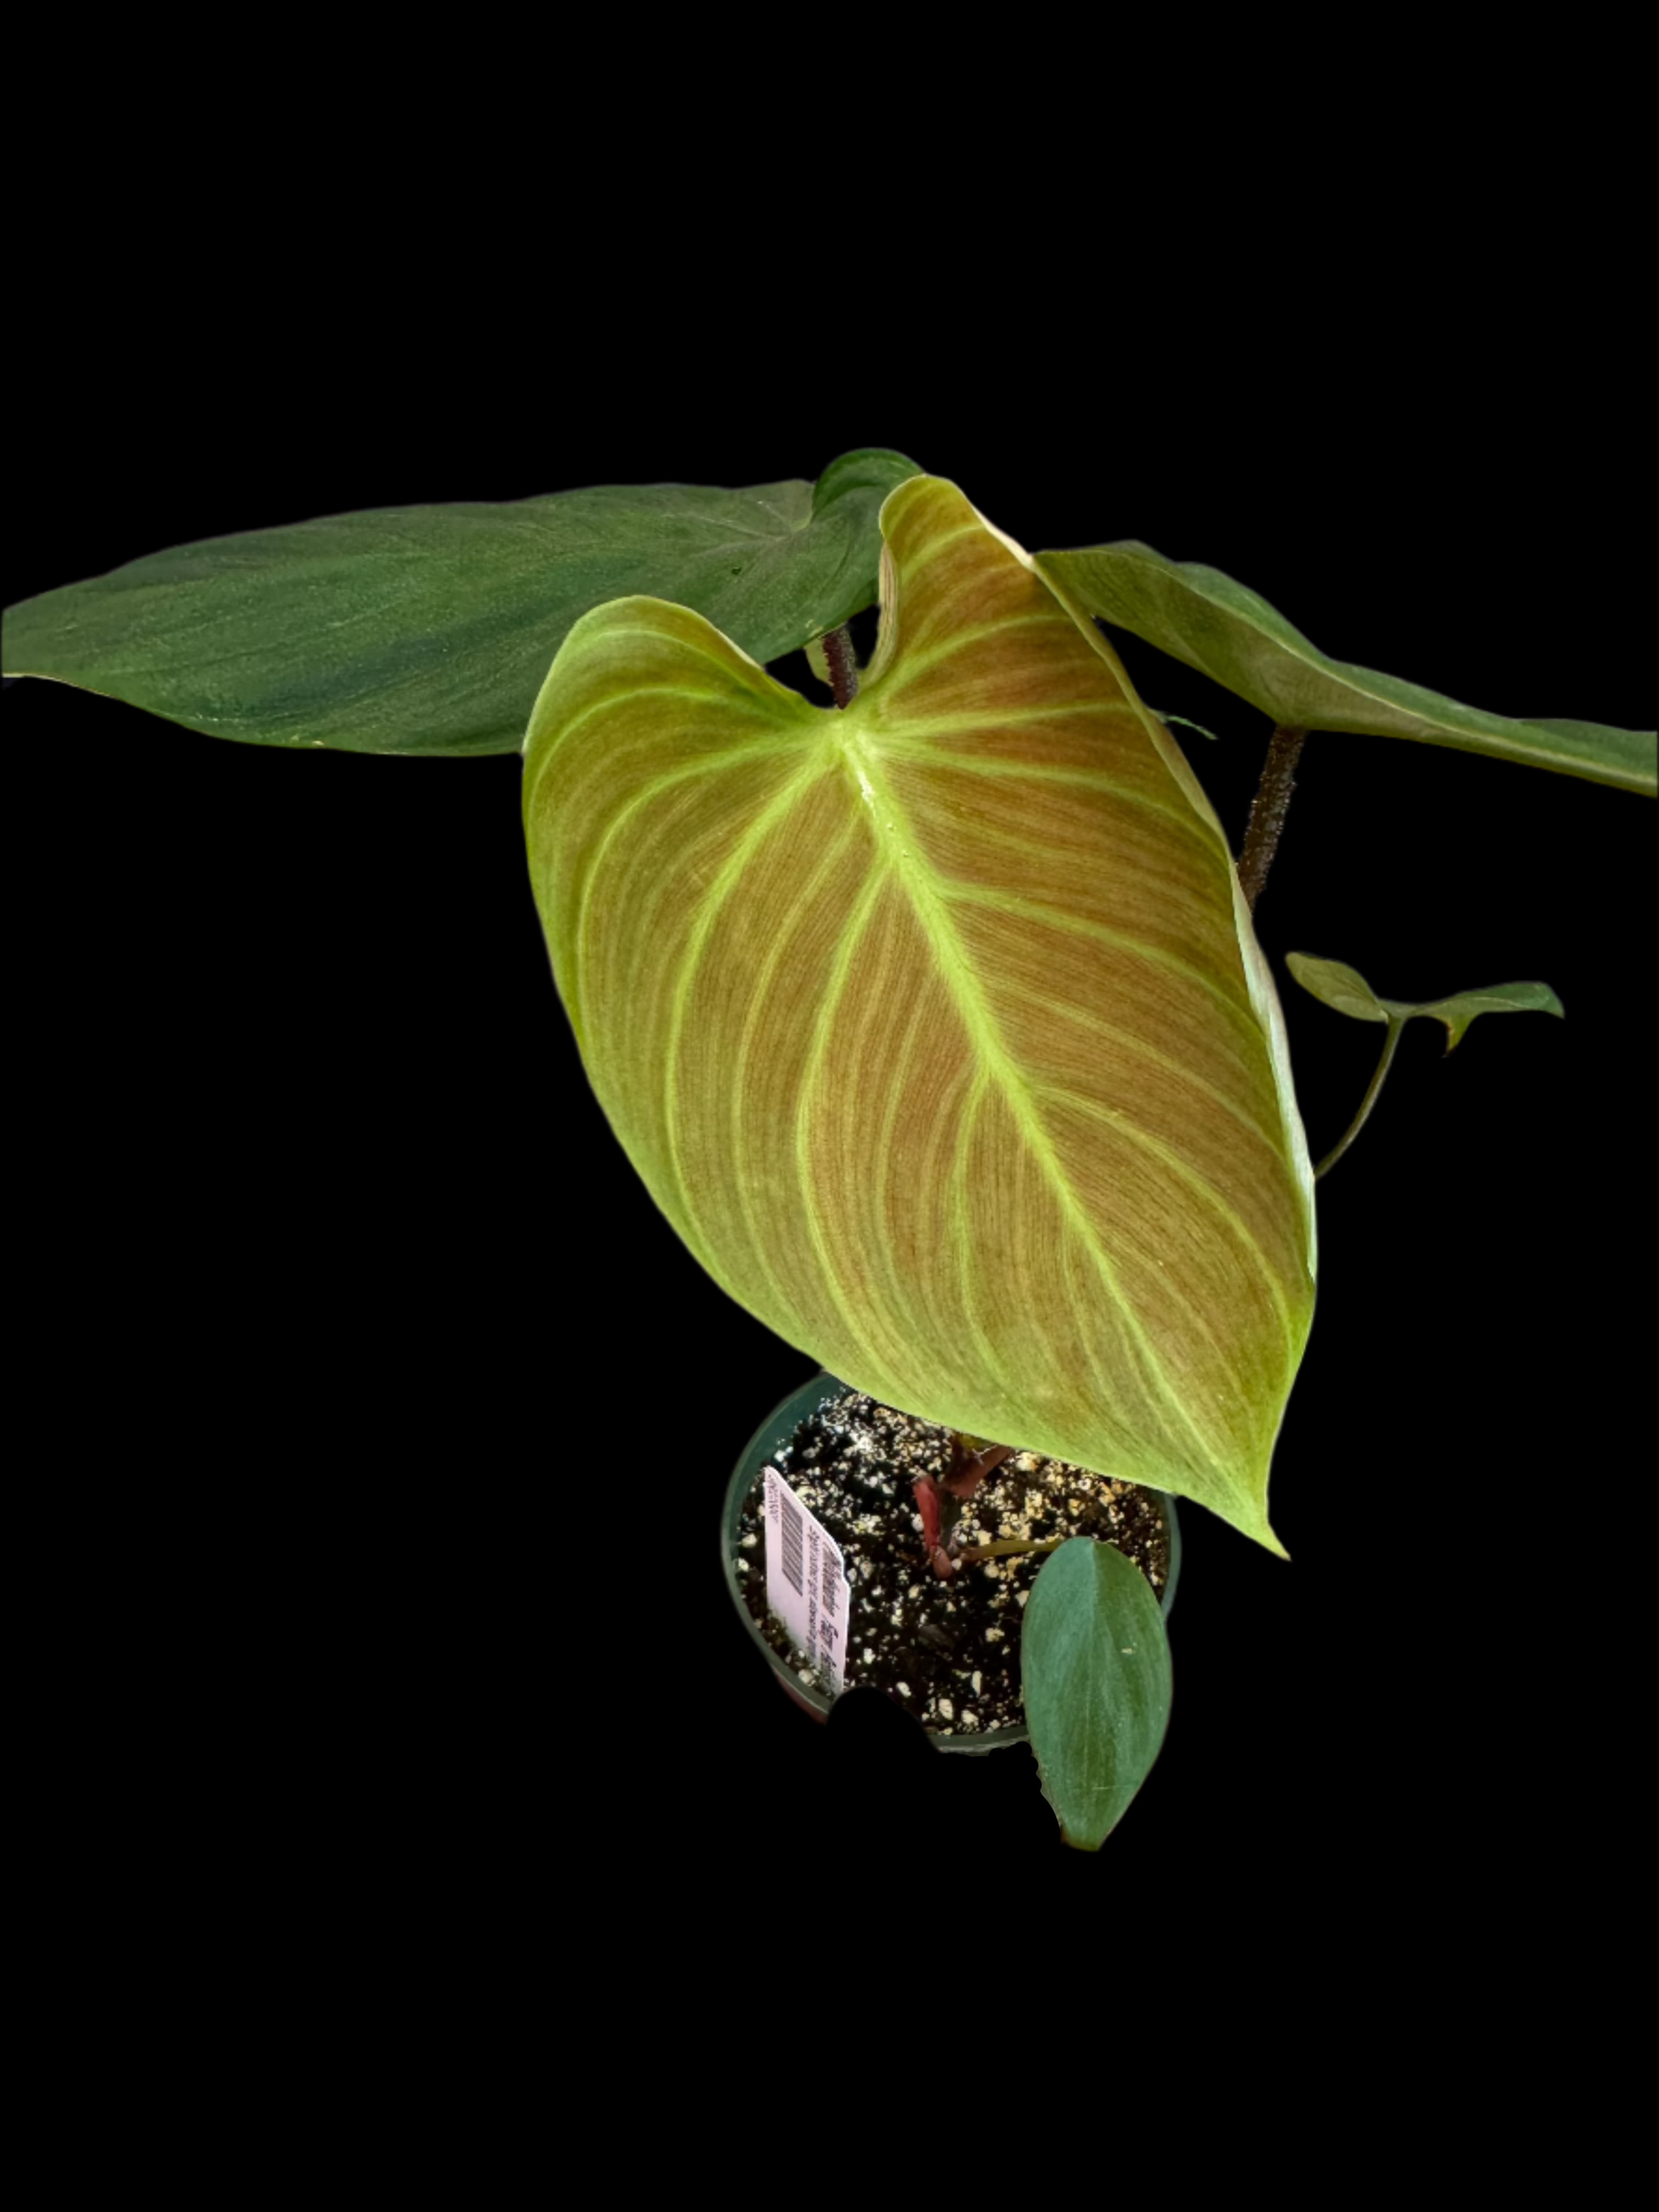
[1286, 953, 1564, 1050]
[1022, 1537, 1173, 1851]
[0, 448, 920, 756]
[1035, 542, 1656, 796]
[523, 476, 1317, 1551]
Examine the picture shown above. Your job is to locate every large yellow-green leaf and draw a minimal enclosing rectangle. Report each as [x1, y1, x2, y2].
[523, 477, 1318, 1551]
[1036, 541, 1656, 795]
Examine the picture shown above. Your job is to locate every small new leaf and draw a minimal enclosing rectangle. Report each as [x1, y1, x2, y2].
[1286, 953, 1564, 1053]
[1022, 1538, 1172, 1851]
[1282, 955, 1390, 1026]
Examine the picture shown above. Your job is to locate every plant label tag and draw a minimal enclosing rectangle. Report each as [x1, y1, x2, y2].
[762, 1465, 851, 1696]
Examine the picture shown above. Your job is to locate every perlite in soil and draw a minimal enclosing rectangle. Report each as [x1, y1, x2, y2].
[732, 1386, 1171, 1737]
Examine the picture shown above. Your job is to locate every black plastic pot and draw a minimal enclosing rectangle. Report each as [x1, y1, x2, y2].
[721, 1369, 1182, 1754]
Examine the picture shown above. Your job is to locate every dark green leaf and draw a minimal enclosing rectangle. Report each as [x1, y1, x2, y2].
[1286, 952, 1564, 1050]
[1035, 542, 1656, 795]
[1022, 1537, 1173, 1851]
[0, 448, 921, 756]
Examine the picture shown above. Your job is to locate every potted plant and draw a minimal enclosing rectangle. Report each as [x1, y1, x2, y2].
[8, 453, 1650, 1851]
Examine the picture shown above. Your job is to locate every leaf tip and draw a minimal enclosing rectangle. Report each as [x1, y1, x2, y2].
[1059, 1822, 1107, 1854]
[1228, 1494, 1292, 1561]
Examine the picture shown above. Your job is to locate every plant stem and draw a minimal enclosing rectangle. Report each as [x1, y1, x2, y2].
[955, 1537, 1065, 1562]
[821, 624, 858, 709]
[1237, 725, 1307, 911]
[940, 1439, 1015, 1500]
[1315, 1019, 1404, 1180]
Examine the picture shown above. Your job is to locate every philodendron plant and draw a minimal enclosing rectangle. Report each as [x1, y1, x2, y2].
[6, 450, 1652, 1849]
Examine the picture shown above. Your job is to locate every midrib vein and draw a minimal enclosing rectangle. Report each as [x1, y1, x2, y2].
[836, 725, 1226, 1470]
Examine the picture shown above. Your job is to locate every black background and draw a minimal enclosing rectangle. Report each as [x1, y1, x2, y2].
[9, 307, 1650, 1972]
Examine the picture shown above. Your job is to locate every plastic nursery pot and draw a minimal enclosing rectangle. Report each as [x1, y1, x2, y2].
[721, 1369, 1182, 1756]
